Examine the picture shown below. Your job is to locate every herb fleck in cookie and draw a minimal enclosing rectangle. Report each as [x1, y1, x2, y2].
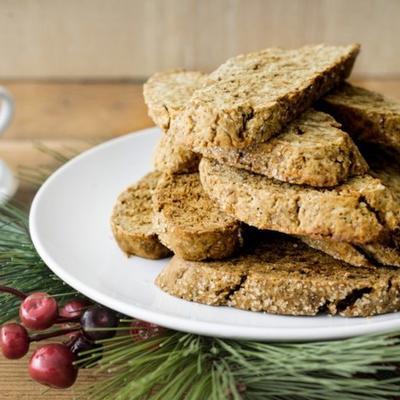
[199, 158, 400, 244]
[299, 146, 400, 267]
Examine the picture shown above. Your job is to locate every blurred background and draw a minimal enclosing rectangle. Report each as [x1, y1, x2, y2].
[0, 0, 399, 79]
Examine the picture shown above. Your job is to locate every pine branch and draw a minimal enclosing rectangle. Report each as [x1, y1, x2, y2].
[17, 142, 92, 188]
[0, 204, 80, 324]
[0, 143, 86, 322]
[77, 331, 400, 400]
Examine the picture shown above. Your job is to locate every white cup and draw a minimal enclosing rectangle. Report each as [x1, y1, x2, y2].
[0, 87, 17, 202]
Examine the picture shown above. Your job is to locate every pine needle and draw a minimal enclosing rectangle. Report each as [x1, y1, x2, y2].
[17, 142, 87, 188]
[77, 329, 400, 400]
[0, 204, 80, 324]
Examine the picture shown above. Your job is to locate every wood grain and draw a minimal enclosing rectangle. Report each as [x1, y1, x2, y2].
[0, 80, 399, 399]
[0, 351, 98, 400]
[1, 139, 92, 206]
[0, 81, 152, 140]
[0, 0, 399, 79]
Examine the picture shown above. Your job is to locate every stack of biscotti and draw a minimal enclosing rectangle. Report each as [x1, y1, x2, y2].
[112, 44, 400, 318]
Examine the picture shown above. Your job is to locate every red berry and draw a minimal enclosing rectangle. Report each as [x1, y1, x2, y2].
[0, 323, 30, 359]
[59, 299, 90, 319]
[80, 306, 119, 341]
[29, 343, 78, 389]
[130, 320, 164, 342]
[19, 292, 58, 330]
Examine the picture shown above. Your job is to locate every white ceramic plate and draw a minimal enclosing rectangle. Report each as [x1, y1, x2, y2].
[30, 128, 400, 341]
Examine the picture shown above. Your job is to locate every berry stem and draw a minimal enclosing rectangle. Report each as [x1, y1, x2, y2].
[0, 285, 27, 300]
[56, 316, 81, 324]
[30, 328, 79, 342]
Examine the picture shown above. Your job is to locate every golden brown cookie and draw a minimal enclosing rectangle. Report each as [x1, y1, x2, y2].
[171, 44, 359, 149]
[300, 236, 400, 268]
[111, 172, 171, 259]
[321, 83, 400, 150]
[153, 131, 200, 174]
[152, 172, 242, 261]
[143, 69, 206, 132]
[199, 158, 400, 244]
[183, 109, 368, 187]
[156, 234, 400, 317]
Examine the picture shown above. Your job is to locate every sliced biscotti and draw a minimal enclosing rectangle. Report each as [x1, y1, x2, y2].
[320, 83, 400, 150]
[181, 109, 368, 187]
[152, 172, 242, 261]
[199, 158, 400, 244]
[144, 70, 204, 174]
[143, 69, 206, 132]
[300, 147, 400, 267]
[111, 172, 171, 259]
[171, 44, 359, 149]
[148, 70, 367, 184]
[300, 236, 400, 268]
[364, 145, 400, 203]
[156, 234, 400, 317]
[363, 145, 400, 245]
[153, 132, 200, 174]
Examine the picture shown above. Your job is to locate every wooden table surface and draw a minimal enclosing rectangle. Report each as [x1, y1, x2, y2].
[0, 79, 399, 399]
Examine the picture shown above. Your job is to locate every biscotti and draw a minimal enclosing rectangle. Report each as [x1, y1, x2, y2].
[300, 147, 400, 267]
[199, 158, 400, 244]
[300, 236, 400, 268]
[171, 44, 359, 149]
[145, 70, 204, 173]
[152, 172, 242, 261]
[364, 145, 400, 203]
[143, 69, 206, 132]
[321, 83, 400, 150]
[153, 132, 200, 174]
[111, 172, 171, 259]
[156, 234, 400, 317]
[181, 109, 368, 187]
[158, 71, 367, 185]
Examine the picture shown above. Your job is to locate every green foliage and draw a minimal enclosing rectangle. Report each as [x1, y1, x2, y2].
[0, 142, 87, 322]
[79, 330, 400, 400]
[0, 204, 79, 324]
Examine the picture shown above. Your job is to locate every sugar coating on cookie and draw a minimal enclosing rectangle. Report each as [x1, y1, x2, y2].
[156, 234, 400, 317]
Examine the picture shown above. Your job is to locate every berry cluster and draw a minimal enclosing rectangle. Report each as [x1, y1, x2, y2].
[0, 286, 163, 389]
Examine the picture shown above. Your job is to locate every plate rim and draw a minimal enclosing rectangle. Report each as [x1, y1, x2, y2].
[29, 128, 400, 342]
